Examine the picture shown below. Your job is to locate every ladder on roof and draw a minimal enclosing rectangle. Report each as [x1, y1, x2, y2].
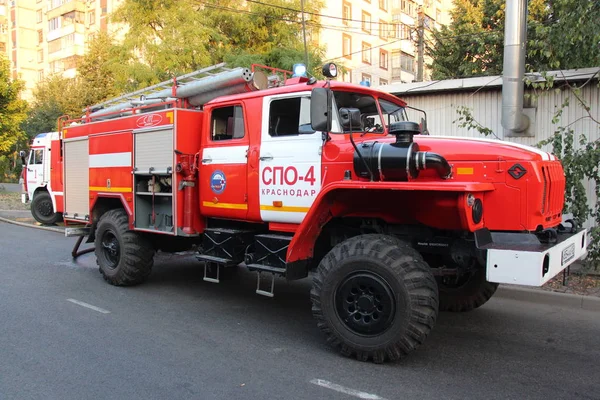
[86, 63, 235, 112]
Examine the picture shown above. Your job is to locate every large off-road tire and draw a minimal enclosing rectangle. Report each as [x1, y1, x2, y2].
[437, 267, 498, 312]
[31, 191, 62, 225]
[310, 234, 438, 363]
[94, 209, 155, 286]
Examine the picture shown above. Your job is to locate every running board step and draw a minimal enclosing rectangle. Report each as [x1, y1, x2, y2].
[246, 264, 286, 275]
[196, 254, 238, 267]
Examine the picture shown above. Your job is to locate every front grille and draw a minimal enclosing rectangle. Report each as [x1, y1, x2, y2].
[541, 162, 565, 220]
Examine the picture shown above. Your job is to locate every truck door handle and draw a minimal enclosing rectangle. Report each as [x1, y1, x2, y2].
[201, 157, 212, 164]
[260, 155, 273, 161]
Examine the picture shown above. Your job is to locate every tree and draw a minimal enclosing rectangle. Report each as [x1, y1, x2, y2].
[0, 55, 28, 181]
[427, 0, 600, 79]
[22, 74, 84, 137]
[110, 0, 324, 78]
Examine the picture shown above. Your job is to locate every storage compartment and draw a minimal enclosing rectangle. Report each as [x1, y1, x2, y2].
[64, 138, 89, 220]
[134, 128, 173, 174]
[134, 174, 174, 233]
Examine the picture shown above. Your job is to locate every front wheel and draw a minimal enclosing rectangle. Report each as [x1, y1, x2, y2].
[95, 209, 155, 286]
[437, 267, 498, 312]
[310, 234, 438, 363]
[30, 191, 62, 225]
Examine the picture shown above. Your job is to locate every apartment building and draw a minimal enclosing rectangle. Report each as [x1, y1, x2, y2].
[0, 0, 125, 101]
[318, 0, 452, 86]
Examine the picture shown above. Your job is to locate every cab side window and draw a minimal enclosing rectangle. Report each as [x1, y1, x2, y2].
[210, 105, 245, 141]
[269, 96, 314, 136]
[34, 149, 43, 164]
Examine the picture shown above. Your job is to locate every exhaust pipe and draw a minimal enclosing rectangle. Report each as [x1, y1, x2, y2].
[501, 0, 530, 136]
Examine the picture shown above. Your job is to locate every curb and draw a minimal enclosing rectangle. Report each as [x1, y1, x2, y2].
[0, 216, 64, 234]
[496, 285, 600, 312]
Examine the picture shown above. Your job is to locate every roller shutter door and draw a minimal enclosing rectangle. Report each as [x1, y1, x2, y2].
[64, 138, 89, 219]
[134, 128, 174, 174]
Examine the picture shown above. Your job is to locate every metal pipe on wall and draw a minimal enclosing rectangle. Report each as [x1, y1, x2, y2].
[501, 0, 530, 136]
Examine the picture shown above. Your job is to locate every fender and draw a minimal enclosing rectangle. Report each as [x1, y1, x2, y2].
[90, 193, 133, 228]
[286, 180, 495, 263]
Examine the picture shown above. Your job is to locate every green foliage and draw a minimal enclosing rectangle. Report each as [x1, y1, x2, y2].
[110, 0, 324, 79]
[428, 0, 600, 79]
[0, 55, 28, 182]
[536, 80, 600, 269]
[454, 105, 496, 137]
[24, 74, 84, 135]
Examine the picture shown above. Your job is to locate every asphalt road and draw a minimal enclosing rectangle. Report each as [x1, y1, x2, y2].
[1, 221, 599, 400]
[0, 183, 20, 193]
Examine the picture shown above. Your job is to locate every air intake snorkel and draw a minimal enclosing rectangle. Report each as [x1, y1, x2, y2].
[353, 121, 452, 181]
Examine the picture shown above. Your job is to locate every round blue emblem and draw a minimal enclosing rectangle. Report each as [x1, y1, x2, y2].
[210, 170, 226, 194]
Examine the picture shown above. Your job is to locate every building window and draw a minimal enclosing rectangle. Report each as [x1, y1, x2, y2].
[361, 11, 371, 33]
[36, 9, 42, 23]
[379, 0, 388, 11]
[38, 70, 44, 81]
[400, 52, 414, 73]
[361, 73, 371, 85]
[37, 49, 43, 63]
[88, 10, 95, 25]
[380, 78, 388, 85]
[342, 1, 351, 26]
[396, 23, 411, 39]
[380, 50, 388, 70]
[379, 20, 389, 40]
[343, 34, 352, 59]
[37, 29, 43, 44]
[361, 42, 371, 64]
[48, 17, 61, 31]
[343, 69, 352, 83]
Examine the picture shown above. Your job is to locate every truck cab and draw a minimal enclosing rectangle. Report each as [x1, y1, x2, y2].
[22, 131, 63, 225]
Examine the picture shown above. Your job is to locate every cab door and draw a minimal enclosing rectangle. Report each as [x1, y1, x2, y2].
[259, 92, 323, 224]
[27, 147, 45, 198]
[199, 104, 248, 220]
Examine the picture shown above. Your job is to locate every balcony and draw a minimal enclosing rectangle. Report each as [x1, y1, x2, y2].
[47, 0, 85, 20]
[47, 22, 85, 42]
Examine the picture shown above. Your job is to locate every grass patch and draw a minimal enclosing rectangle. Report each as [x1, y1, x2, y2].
[0, 191, 30, 211]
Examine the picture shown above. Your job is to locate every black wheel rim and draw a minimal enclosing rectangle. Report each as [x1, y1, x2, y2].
[37, 198, 53, 217]
[101, 229, 120, 269]
[335, 271, 396, 336]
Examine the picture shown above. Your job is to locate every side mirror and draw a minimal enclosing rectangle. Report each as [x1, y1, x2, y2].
[19, 150, 26, 165]
[310, 88, 331, 132]
[298, 123, 316, 135]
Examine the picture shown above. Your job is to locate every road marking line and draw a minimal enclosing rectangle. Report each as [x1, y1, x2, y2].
[67, 299, 111, 314]
[309, 379, 387, 400]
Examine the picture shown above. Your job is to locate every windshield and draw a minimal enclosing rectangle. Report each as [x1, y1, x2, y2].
[331, 91, 407, 134]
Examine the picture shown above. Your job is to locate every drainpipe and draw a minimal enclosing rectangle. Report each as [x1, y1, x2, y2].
[501, 0, 530, 136]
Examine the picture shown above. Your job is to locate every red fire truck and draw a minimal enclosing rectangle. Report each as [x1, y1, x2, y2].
[56, 62, 587, 363]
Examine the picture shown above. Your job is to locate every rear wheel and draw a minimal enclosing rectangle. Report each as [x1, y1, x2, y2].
[95, 209, 155, 286]
[31, 191, 62, 225]
[311, 234, 438, 363]
[437, 267, 498, 312]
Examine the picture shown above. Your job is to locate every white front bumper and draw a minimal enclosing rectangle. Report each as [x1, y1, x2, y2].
[486, 229, 588, 286]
